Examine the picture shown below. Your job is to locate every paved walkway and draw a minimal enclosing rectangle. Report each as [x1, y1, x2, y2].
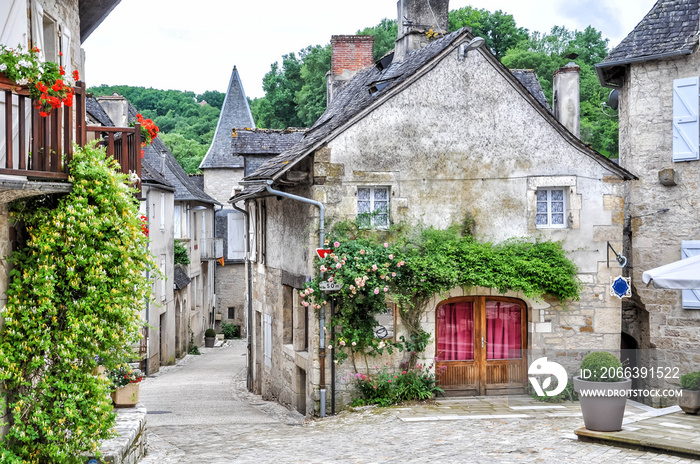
[139, 341, 699, 463]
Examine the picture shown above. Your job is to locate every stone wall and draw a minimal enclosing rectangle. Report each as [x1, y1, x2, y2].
[618, 52, 700, 404]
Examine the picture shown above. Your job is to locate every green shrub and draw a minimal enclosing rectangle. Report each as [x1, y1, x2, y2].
[174, 241, 190, 265]
[350, 363, 443, 407]
[529, 379, 578, 403]
[681, 371, 700, 390]
[205, 328, 217, 338]
[579, 351, 623, 382]
[221, 322, 240, 339]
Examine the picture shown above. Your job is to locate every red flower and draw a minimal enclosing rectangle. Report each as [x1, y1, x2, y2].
[72, 69, 79, 81]
[59, 66, 65, 76]
[32, 47, 40, 53]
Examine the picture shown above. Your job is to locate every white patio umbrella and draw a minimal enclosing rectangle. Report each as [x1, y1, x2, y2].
[642, 254, 700, 289]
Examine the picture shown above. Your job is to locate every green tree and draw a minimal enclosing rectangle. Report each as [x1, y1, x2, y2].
[196, 90, 225, 110]
[251, 54, 305, 129]
[358, 18, 398, 60]
[161, 132, 208, 174]
[448, 7, 528, 59]
[295, 44, 331, 127]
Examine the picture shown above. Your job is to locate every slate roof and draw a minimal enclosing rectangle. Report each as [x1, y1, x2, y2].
[189, 174, 204, 191]
[510, 69, 551, 111]
[86, 96, 115, 127]
[141, 158, 175, 191]
[125, 104, 220, 205]
[234, 27, 634, 201]
[173, 264, 191, 290]
[199, 67, 257, 170]
[597, 0, 700, 86]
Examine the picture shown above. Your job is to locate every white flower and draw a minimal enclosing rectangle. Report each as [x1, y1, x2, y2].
[14, 63, 20, 70]
[0, 63, 6, 71]
[17, 78, 28, 86]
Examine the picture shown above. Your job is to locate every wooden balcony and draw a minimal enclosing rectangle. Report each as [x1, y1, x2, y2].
[0, 77, 141, 191]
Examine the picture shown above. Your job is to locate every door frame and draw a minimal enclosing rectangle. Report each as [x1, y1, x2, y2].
[435, 295, 528, 395]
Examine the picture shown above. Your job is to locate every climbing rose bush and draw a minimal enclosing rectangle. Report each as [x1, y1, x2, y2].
[0, 142, 155, 462]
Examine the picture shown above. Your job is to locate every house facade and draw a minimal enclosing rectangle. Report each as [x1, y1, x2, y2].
[233, 0, 635, 415]
[596, 0, 700, 405]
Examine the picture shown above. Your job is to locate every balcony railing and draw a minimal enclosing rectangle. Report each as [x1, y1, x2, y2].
[200, 237, 224, 260]
[0, 78, 141, 192]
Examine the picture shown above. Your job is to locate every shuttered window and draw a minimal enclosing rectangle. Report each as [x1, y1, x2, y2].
[174, 205, 182, 238]
[1, 0, 28, 48]
[226, 211, 245, 260]
[673, 77, 700, 162]
[682, 241, 700, 309]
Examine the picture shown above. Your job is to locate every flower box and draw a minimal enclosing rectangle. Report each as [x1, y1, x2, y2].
[111, 382, 140, 408]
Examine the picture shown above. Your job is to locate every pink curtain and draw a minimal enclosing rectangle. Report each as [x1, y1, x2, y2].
[486, 301, 522, 360]
[437, 302, 474, 361]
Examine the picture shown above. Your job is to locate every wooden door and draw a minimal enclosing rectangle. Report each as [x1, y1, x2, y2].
[436, 296, 527, 396]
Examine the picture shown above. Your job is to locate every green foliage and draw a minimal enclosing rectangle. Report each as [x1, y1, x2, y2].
[448, 7, 529, 59]
[295, 44, 332, 127]
[301, 218, 579, 370]
[221, 322, 240, 339]
[250, 53, 305, 129]
[529, 379, 578, 403]
[188, 345, 201, 355]
[205, 328, 217, 338]
[579, 352, 623, 382]
[0, 142, 154, 462]
[357, 18, 398, 61]
[107, 365, 144, 389]
[350, 363, 443, 407]
[681, 372, 700, 390]
[174, 241, 190, 266]
[88, 85, 221, 173]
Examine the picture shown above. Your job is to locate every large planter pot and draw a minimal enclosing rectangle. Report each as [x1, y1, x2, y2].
[205, 336, 216, 348]
[679, 389, 700, 414]
[111, 383, 140, 408]
[574, 376, 631, 432]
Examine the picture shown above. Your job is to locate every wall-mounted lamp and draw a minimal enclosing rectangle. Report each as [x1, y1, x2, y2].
[459, 37, 485, 59]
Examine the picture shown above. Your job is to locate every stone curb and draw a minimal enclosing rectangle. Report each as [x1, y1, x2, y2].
[86, 403, 147, 464]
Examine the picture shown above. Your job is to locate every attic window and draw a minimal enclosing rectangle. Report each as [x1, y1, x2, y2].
[369, 78, 396, 95]
[375, 52, 395, 71]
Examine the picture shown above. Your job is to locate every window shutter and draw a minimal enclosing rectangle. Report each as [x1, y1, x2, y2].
[227, 211, 245, 260]
[30, 0, 44, 61]
[61, 25, 71, 74]
[174, 205, 182, 239]
[673, 77, 700, 162]
[682, 241, 700, 309]
[1, 0, 28, 48]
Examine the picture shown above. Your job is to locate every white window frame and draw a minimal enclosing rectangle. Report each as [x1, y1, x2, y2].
[535, 188, 567, 229]
[174, 205, 182, 239]
[357, 186, 390, 229]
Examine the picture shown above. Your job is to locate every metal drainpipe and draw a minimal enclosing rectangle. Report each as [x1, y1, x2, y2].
[263, 180, 327, 417]
[232, 202, 253, 392]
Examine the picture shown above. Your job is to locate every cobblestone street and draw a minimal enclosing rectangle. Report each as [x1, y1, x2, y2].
[139, 341, 695, 464]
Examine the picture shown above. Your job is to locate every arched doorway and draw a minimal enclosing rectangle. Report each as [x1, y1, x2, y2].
[435, 296, 527, 396]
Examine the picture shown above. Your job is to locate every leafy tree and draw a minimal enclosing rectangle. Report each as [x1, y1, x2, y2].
[161, 132, 208, 174]
[251, 54, 305, 129]
[196, 90, 225, 110]
[448, 7, 528, 59]
[358, 18, 398, 60]
[296, 44, 331, 127]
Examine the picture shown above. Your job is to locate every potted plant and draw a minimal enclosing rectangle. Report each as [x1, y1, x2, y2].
[573, 351, 631, 431]
[679, 371, 700, 414]
[205, 328, 217, 348]
[108, 365, 144, 408]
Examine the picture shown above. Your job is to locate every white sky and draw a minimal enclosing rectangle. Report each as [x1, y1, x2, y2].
[82, 0, 657, 100]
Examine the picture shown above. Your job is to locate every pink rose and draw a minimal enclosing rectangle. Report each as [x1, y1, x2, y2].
[334, 241, 340, 247]
[302, 301, 309, 307]
[374, 288, 380, 294]
[384, 243, 388, 248]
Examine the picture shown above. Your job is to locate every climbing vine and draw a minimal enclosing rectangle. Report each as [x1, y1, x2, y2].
[0, 143, 155, 462]
[302, 218, 581, 368]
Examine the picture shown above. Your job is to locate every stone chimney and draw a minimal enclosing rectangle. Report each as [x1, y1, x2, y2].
[552, 62, 581, 138]
[95, 93, 130, 128]
[327, 35, 374, 105]
[394, 0, 449, 62]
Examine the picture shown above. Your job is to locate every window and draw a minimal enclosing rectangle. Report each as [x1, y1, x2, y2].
[682, 241, 700, 309]
[186, 205, 191, 239]
[535, 188, 566, 229]
[227, 211, 245, 260]
[228, 306, 235, 320]
[283, 285, 293, 345]
[673, 77, 700, 162]
[358, 186, 389, 228]
[174, 205, 182, 239]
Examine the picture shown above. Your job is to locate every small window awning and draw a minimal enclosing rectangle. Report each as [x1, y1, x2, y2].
[642, 254, 700, 289]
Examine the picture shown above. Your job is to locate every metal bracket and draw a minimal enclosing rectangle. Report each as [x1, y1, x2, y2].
[607, 241, 628, 268]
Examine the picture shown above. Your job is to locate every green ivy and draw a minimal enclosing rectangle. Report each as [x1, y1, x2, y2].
[302, 219, 580, 369]
[0, 143, 155, 462]
[174, 241, 190, 266]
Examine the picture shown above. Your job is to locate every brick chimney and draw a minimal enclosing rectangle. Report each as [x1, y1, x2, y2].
[394, 0, 449, 62]
[552, 62, 581, 138]
[327, 35, 374, 104]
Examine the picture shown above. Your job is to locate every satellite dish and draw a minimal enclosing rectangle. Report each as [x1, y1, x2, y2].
[608, 89, 619, 110]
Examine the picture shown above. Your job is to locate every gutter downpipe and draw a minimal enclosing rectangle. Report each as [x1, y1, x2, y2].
[263, 180, 327, 417]
[231, 201, 253, 392]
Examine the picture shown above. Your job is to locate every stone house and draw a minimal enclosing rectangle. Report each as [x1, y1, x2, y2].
[92, 94, 222, 366]
[232, 0, 636, 415]
[596, 0, 700, 405]
[199, 67, 304, 342]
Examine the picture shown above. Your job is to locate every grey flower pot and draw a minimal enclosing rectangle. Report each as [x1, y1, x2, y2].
[679, 389, 700, 414]
[574, 376, 631, 432]
[205, 336, 216, 348]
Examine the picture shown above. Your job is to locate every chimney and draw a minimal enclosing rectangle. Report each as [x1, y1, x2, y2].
[95, 93, 130, 128]
[327, 35, 374, 105]
[395, 0, 449, 62]
[552, 62, 581, 138]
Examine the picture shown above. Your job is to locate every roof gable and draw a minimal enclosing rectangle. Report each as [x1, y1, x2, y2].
[597, 0, 700, 86]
